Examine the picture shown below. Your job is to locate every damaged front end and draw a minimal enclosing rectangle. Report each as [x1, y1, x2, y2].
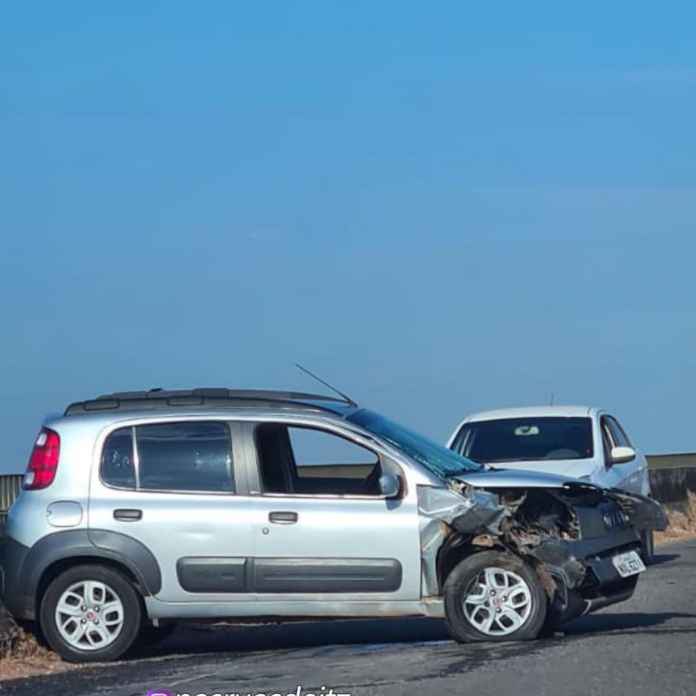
[420, 474, 668, 621]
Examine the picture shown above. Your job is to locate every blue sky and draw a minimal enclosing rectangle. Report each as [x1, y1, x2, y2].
[1, 1, 695, 473]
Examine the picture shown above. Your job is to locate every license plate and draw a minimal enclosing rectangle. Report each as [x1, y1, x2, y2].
[612, 550, 646, 578]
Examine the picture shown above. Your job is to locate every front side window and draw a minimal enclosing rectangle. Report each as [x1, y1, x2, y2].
[101, 421, 233, 494]
[452, 417, 594, 464]
[604, 417, 632, 449]
[601, 420, 614, 457]
[255, 424, 382, 496]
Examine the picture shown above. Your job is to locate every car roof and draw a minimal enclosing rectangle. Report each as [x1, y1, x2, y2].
[464, 405, 600, 422]
[63, 388, 357, 420]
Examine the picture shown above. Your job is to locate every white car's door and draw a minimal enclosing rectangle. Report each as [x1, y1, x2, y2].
[241, 420, 423, 603]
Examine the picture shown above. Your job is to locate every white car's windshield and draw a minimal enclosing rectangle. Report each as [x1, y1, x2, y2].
[348, 409, 482, 479]
[452, 416, 594, 464]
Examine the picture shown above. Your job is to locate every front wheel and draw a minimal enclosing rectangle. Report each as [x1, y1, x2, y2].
[641, 530, 655, 565]
[39, 564, 142, 663]
[444, 551, 547, 643]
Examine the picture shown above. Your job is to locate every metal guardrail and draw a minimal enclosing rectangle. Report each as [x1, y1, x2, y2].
[0, 475, 22, 513]
[646, 453, 696, 470]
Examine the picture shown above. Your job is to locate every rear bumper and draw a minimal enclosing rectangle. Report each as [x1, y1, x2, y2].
[0, 535, 34, 620]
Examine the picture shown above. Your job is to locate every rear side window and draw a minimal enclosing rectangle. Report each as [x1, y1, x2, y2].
[101, 422, 233, 494]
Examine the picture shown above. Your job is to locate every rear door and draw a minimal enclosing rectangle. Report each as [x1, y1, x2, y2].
[242, 419, 422, 602]
[88, 418, 255, 603]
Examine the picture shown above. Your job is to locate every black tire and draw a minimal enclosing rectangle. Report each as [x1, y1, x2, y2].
[39, 564, 142, 663]
[444, 551, 547, 643]
[641, 529, 655, 565]
[132, 623, 177, 650]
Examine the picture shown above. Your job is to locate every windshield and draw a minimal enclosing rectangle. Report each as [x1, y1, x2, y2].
[451, 417, 594, 464]
[348, 409, 482, 479]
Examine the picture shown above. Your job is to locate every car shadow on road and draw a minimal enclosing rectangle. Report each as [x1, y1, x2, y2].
[143, 617, 451, 658]
[141, 608, 696, 663]
[563, 611, 696, 636]
[652, 552, 681, 566]
[139, 606, 696, 662]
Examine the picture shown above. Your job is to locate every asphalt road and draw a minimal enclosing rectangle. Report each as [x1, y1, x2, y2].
[2, 539, 696, 696]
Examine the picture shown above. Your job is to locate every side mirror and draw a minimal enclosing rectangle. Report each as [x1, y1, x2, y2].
[610, 446, 636, 465]
[379, 474, 401, 498]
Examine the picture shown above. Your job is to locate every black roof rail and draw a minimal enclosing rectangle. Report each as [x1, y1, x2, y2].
[64, 388, 349, 417]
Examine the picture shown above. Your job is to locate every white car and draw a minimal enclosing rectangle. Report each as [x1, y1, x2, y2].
[447, 406, 655, 562]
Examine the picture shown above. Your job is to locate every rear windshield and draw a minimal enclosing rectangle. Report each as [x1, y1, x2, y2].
[451, 417, 593, 464]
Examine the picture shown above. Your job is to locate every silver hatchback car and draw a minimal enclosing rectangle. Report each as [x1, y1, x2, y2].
[0, 389, 667, 662]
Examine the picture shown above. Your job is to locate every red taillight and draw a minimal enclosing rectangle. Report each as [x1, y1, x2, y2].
[24, 428, 61, 490]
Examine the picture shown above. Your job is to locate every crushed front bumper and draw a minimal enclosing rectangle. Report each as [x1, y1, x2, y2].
[529, 524, 644, 620]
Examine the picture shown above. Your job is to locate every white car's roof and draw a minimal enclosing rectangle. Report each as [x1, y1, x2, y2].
[464, 405, 600, 423]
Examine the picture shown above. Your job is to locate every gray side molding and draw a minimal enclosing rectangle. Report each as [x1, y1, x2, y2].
[177, 557, 248, 593]
[254, 558, 403, 593]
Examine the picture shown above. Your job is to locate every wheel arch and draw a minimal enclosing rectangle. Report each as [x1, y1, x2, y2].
[17, 530, 161, 620]
[436, 533, 559, 601]
[436, 533, 508, 593]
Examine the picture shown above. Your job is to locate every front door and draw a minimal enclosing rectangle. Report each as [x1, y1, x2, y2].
[88, 419, 255, 603]
[600, 416, 644, 494]
[242, 420, 422, 602]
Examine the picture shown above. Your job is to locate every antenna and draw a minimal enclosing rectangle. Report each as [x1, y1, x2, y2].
[550, 393, 555, 406]
[295, 364, 357, 407]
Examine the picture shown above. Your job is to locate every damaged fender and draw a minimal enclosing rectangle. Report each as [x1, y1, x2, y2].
[417, 483, 509, 596]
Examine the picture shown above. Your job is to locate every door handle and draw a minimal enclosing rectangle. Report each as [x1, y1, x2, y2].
[269, 511, 298, 524]
[113, 509, 143, 522]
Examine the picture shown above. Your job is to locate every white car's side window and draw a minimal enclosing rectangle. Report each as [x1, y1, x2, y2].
[607, 417, 633, 448]
[600, 418, 615, 460]
[604, 417, 632, 450]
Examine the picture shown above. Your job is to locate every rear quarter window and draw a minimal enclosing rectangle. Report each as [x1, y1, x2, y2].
[100, 421, 234, 494]
[101, 428, 136, 489]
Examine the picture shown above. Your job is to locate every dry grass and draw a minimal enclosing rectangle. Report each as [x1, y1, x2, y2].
[656, 491, 696, 544]
[0, 624, 77, 683]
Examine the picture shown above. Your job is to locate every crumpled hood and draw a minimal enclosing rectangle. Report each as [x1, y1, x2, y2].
[452, 468, 598, 491]
[451, 469, 668, 533]
[469, 458, 596, 478]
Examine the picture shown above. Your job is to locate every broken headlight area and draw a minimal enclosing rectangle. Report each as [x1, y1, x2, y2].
[606, 489, 669, 533]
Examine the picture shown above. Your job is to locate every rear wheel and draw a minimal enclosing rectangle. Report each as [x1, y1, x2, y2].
[444, 551, 547, 643]
[39, 564, 142, 663]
